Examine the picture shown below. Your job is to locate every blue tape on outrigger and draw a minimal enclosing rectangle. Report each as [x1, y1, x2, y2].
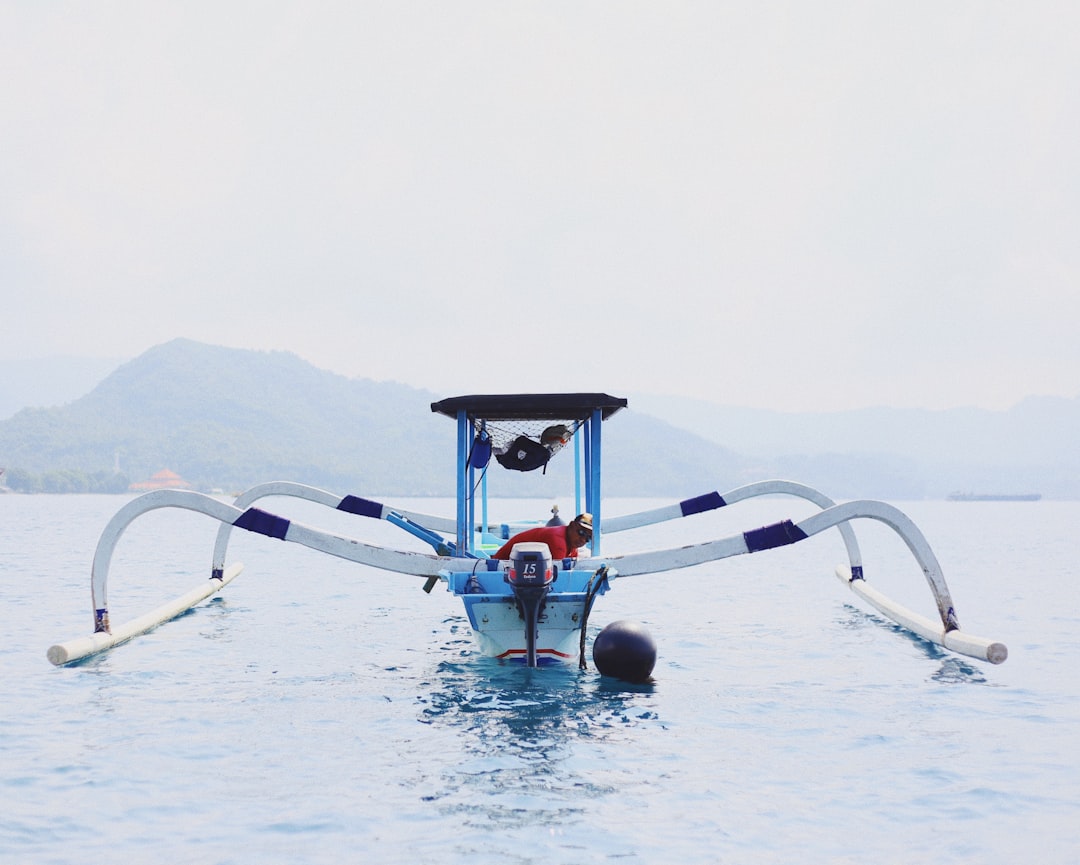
[337, 495, 383, 519]
[234, 507, 290, 540]
[680, 491, 726, 517]
[743, 519, 808, 553]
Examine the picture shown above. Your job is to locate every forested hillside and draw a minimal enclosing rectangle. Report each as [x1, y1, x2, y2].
[0, 339, 742, 496]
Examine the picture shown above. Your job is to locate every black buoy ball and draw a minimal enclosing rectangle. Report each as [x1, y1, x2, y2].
[592, 620, 657, 683]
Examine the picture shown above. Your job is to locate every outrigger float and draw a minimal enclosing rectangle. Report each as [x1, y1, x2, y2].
[48, 393, 1007, 669]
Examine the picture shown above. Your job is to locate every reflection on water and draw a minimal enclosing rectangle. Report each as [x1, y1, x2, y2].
[930, 656, 989, 684]
[412, 625, 661, 832]
[836, 604, 990, 684]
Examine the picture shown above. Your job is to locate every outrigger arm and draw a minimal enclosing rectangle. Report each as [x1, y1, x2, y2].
[593, 498, 1006, 664]
[47, 489, 451, 666]
[209, 480, 458, 578]
[603, 479, 864, 578]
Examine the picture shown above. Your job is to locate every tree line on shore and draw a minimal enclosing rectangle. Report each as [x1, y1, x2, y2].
[2, 467, 131, 494]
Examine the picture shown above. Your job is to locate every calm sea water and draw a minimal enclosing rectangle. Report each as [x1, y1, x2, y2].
[2, 492, 1078, 864]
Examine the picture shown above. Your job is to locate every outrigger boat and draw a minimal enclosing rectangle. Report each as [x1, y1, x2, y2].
[48, 393, 1007, 670]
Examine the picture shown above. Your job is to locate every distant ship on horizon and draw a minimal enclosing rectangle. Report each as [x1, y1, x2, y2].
[947, 492, 1042, 502]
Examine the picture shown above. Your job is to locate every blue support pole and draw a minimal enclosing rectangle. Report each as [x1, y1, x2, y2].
[581, 417, 591, 514]
[588, 409, 602, 555]
[456, 410, 469, 555]
[467, 459, 475, 553]
[574, 428, 583, 518]
[481, 463, 488, 545]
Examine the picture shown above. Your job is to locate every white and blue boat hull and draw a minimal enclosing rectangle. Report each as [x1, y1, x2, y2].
[442, 561, 609, 664]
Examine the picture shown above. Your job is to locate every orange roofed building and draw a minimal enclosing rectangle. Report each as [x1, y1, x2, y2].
[128, 469, 193, 492]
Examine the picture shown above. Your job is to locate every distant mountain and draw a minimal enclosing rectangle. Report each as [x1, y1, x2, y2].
[0, 339, 743, 497]
[0, 340, 447, 494]
[631, 393, 1080, 499]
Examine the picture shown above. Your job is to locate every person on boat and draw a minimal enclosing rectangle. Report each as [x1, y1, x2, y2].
[491, 512, 593, 560]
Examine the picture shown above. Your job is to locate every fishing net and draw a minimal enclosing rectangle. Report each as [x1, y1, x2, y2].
[470, 418, 581, 471]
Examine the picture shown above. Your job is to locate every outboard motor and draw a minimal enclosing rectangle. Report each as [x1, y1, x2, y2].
[506, 542, 554, 667]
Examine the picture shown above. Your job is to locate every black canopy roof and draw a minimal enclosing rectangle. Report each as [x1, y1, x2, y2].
[431, 393, 627, 422]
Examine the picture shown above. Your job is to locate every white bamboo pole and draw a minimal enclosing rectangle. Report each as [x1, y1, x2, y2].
[836, 566, 1007, 664]
[47, 563, 244, 666]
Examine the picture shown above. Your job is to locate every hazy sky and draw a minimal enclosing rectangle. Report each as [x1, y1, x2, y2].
[3, 3, 1078, 412]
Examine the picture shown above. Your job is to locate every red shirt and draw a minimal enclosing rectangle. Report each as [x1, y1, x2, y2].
[492, 525, 576, 560]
